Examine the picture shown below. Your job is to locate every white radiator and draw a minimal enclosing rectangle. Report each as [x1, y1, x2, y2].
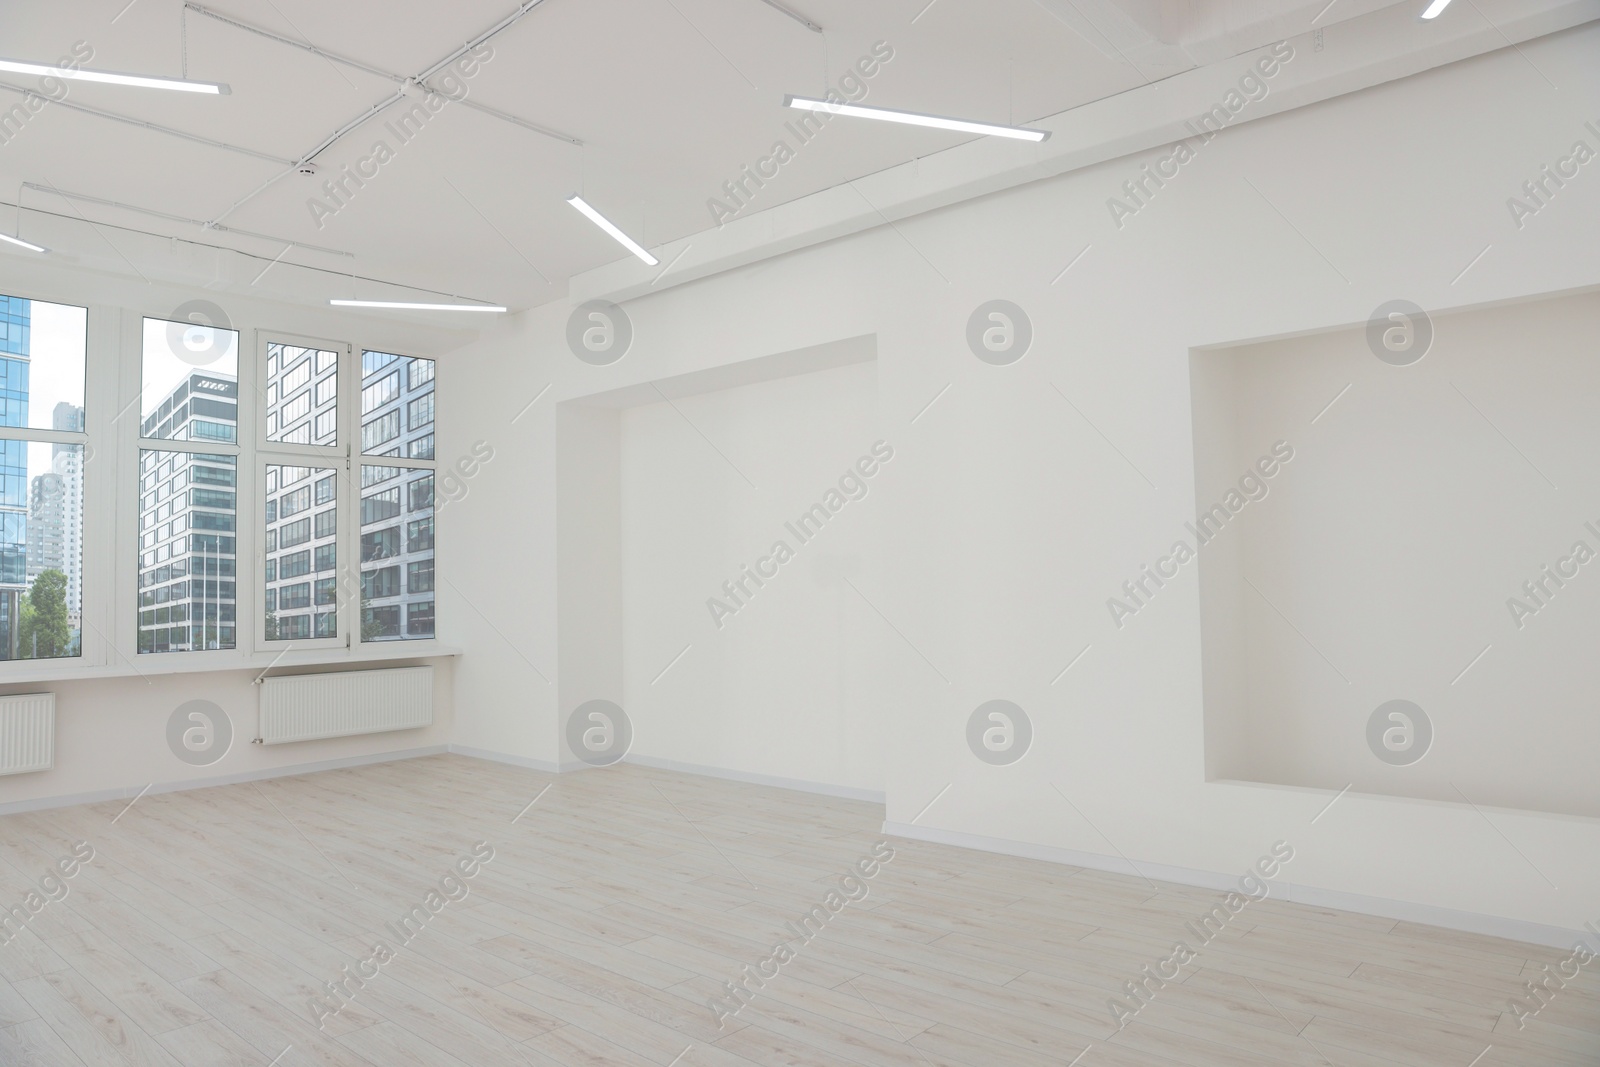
[258, 666, 433, 745]
[0, 694, 54, 776]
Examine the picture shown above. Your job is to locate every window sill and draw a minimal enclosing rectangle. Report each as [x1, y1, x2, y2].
[0, 641, 464, 686]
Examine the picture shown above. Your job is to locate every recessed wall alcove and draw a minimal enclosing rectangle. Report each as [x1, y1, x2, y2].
[1194, 289, 1600, 819]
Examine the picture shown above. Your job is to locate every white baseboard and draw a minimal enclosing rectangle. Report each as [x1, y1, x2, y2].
[446, 743, 579, 774]
[884, 820, 1591, 951]
[0, 745, 450, 817]
[623, 753, 885, 804]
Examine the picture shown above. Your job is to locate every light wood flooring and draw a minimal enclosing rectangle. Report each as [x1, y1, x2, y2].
[0, 754, 1594, 1065]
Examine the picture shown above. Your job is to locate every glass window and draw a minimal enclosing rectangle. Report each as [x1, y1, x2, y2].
[266, 343, 338, 447]
[361, 410, 399, 452]
[264, 463, 336, 643]
[361, 352, 434, 458]
[407, 558, 434, 594]
[407, 394, 434, 432]
[407, 517, 434, 553]
[360, 463, 433, 643]
[408, 474, 433, 512]
[141, 316, 237, 443]
[407, 601, 434, 637]
[138, 451, 234, 654]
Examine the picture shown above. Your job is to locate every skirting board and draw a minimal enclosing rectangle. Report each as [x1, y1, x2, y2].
[0, 745, 450, 817]
[447, 744, 581, 774]
[884, 820, 1592, 952]
[623, 753, 886, 804]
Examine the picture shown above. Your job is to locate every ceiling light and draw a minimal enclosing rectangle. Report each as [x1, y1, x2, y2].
[0, 58, 229, 94]
[566, 195, 660, 266]
[782, 96, 1050, 142]
[0, 233, 47, 253]
[329, 300, 506, 312]
[1420, 0, 1455, 18]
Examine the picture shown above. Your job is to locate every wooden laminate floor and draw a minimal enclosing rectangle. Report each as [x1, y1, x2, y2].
[0, 754, 1594, 1066]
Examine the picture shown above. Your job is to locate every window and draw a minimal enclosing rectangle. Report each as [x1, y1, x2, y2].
[362, 371, 399, 414]
[361, 566, 400, 600]
[315, 577, 336, 605]
[408, 359, 434, 390]
[278, 518, 311, 548]
[361, 527, 399, 561]
[361, 487, 401, 524]
[407, 517, 434, 553]
[408, 434, 435, 461]
[407, 601, 434, 636]
[407, 394, 434, 431]
[263, 463, 336, 643]
[264, 560, 276, 583]
[362, 605, 400, 638]
[408, 474, 434, 512]
[360, 460, 434, 643]
[265, 343, 337, 448]
[279, 486, 310, 517]
[137, 445, 236, 654]
[361, 410, 399, 451]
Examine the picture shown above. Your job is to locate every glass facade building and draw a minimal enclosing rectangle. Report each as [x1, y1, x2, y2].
[138, 372, 239, 653]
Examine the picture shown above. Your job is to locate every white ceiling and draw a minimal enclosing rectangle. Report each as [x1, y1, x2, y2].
[0, 0, 1444, 312]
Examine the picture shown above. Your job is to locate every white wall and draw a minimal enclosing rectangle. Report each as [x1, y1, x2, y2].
[619, 358, 885, 793]
[445, 22, 1600, 934]
[1201, 292, 1600, 820]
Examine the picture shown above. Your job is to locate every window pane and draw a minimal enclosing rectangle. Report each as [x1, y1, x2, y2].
[361, 352, 434, 457]
[265, 464, 336, 642]
[0, 296, 87, 432]
[360, 465, 433, 642]
[138, 451, 234, 654]
[141, 317, 238, 442]
[266, 343, 338, 448]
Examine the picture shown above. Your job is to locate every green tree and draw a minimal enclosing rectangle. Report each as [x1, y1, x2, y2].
[18, 569, 70, 659]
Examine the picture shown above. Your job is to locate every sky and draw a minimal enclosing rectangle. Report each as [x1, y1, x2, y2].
[140, 315, 239, 419]
[26, 299, 86, 430]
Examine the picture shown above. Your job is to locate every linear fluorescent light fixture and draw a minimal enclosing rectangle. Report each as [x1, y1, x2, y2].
[0, 233, 47, 253]
[0, 58, 228, 94]
[783, 96, 1049, 142]
[1420, 0, 1455, 17]
[329, 299, 506, 312]
[566, 195, 659, 266]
